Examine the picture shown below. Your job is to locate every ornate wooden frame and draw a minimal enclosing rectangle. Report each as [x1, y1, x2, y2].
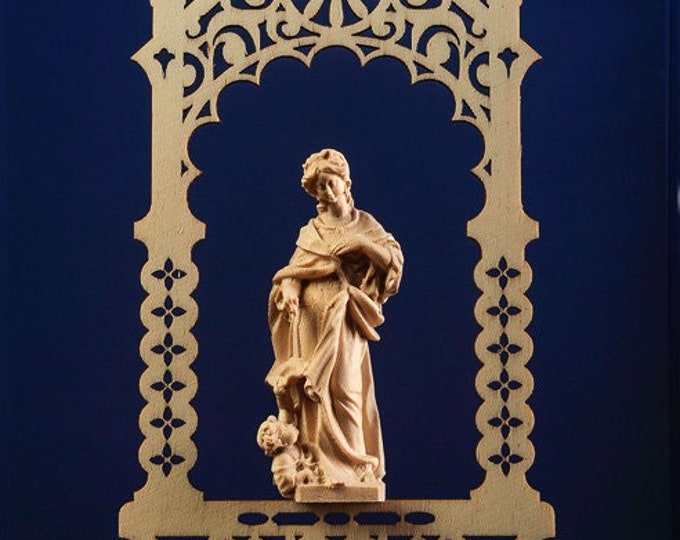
[119, 0, 556, 538]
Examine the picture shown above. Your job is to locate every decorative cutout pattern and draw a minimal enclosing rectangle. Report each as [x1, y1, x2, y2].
[488, 442, 524, 477]
[238, 508, 435, 528]
[488, 405, 523, 440]
[271, 512, 319, 525]
[498, 47, 519, 76]
[151, 333, 187, 367]
[151, 370, 187, 403]
[131, 0, 543, 187]
[125, 500, 552, 539]
[487, 332, 522, 366]
[152, 259, 188, 291]
[487, 366, 523, 403]
[486, 256, 521, 290]
[151, 296, 187, 328]
[120, 0, 555, 539]
[150, 406, 187, 440]
[150, 442, 187, 477]
[486, 294, 522, 328]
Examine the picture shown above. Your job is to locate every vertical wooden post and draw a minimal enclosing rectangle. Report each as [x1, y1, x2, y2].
[131, 0, 205, 504]
[468, 0, 542, 504]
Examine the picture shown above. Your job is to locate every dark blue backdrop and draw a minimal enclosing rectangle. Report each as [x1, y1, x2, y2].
[3, 1, 676, 539]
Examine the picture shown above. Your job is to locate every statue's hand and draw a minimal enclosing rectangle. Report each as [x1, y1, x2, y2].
[281, 295, 298, 322]
[278, 278, 301, 322]
[330, 234, 370, 257]
[331, 235, 391, 271]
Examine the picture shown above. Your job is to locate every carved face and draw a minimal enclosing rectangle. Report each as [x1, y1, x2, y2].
[315, 171, 347, 205]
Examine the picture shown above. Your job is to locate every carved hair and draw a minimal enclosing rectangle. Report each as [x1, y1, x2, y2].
[301, 148, 354, 208]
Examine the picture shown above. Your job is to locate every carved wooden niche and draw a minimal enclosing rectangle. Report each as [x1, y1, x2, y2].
[119, 0, 556, 539]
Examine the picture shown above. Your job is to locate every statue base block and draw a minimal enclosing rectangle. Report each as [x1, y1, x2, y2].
[295, 482, 386, 503]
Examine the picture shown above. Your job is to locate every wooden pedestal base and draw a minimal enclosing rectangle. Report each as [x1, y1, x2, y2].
[119, 491, 556, 540]
[295, 482, 386, 503]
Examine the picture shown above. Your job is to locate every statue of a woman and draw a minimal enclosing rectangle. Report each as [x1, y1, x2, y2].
[257, 148, 403, 502]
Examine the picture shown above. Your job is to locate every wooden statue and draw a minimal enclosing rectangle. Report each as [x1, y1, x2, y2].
[258, 149, 403, 502]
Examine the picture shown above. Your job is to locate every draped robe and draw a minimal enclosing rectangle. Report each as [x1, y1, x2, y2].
[266, 209, 403, 485]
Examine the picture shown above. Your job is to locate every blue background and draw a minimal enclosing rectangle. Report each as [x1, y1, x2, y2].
[3, 1, 677, 539]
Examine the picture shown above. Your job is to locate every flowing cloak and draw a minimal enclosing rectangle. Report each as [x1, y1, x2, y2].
[265, 209, 403, 484]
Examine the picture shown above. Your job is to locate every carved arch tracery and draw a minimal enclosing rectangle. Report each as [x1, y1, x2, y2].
[134, 0, 537, 187]
[121, 1, 555, 539]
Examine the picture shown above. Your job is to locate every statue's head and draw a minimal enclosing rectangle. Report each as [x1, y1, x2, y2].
[301, 148, 354, 208]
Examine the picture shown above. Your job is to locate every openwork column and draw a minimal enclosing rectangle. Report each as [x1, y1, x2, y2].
[130, 0, 205, 505]
[467, 0, 543, 504]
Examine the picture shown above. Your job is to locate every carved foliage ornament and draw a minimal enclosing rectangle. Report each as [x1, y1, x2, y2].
[121, 0, 556, 539]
